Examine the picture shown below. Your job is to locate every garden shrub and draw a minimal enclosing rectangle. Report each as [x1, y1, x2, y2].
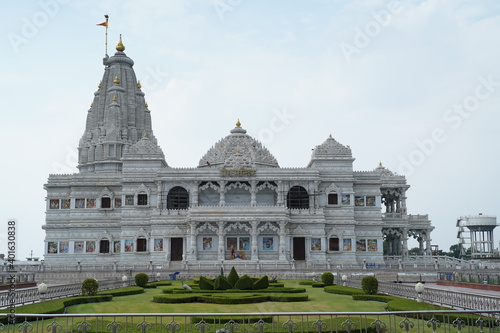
[234, 275, 254, 290]
[352, 295, 393, 303]
[268, 294, 308, 302]
[98, 286, 144, 297]
[214, 276, 232, 290]
[312, 282, 325, 288]
[153, 294, 198, 303]
[269, 282, 285, 288]
[298, 280, 314, 285]
[199, 276, 214, 290]
[253, 275, 269, 290]
[135, 273, 149, 288]
[321, 272, 334, 286]
[227, 266, 240, 287]
[324, 285, 364, 295]
[198, 294, 267, 304]
[81, 278, 99, 296]
[361, 276, 378, 295]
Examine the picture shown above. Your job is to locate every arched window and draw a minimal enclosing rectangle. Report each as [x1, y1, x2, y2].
[100, 239, 110, 253]
[287, 186, 309, 209]
[167, 186, 189, 209]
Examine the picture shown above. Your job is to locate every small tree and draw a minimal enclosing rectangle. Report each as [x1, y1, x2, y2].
[82, 278, 99, 296]
[135, 273, 149, 287]
[361, 276, 378, 295]
[321, 272, 334, 286]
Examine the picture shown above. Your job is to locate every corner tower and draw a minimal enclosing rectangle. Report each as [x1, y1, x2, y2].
[78, 37, 159, 173]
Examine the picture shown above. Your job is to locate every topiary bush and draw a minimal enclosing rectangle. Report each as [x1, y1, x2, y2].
[227, 266, 240, 287]
[199, 276, 215, 290]
[81, 278, 99, 296]
[253, 275, 269, 290]
[135, 273, 149, 288]
[321, 272, 334, 286]
[234, 275, 254, 290]
[361, 276, 378, 295]
[312, 282, 325, 288]
[214, 276, 232, 290]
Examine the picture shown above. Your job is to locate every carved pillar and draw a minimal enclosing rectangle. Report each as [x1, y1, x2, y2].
[192, 181, 199, 207]
[218, 181, 226, 206]
[426, 233, 432, 256]
[251, 221, 259, 260]
[188, 222, 197, 261]
[217, 221, 225, 261]
[277, 181, 284, 206]
[250, 181, 257, 207]
[402, 229, 408, 258]
[165, 238, 171, 263]
[418, 235, 424, 255]
[313, 181, 320, 209]
[278, 221, 287, 261]
[401, 189, 407, 215]
[156, 181, 162, 209]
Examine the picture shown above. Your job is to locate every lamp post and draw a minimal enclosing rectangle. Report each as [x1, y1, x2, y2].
[415, 282, 425, 302]
[122, 275, 128, 287]
[38, 282, 48, 302]
[156, 272, 161, 282]
[341, 274, 347, 287]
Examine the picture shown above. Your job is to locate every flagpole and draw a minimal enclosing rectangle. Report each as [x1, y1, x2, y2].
[104, 14, 109, 55]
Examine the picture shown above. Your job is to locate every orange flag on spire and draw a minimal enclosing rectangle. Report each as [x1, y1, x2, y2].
[97, 21, 108, 27]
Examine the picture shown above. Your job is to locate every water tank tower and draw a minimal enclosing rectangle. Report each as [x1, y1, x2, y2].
[457, 214, 497, 258]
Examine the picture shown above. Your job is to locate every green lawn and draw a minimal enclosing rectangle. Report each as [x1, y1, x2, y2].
[66, 280, 387, 314]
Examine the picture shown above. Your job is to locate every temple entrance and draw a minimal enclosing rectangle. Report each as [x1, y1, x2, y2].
[293, 237, 306, 260]
[170, 238, 183, 261]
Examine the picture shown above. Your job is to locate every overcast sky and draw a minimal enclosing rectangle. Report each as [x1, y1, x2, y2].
[1, 0, 499, 261]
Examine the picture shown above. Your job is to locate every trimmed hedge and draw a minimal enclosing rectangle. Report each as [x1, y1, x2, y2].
[153, 294, 198, 303]
[0, 295, 113, 323]
[312, 282, 326, 288]
[199, 276, 214, 290]
[324, 285, 364, 295]
[152, 293, 308, 304]
[145, 281, 173, 288]
[268, 294, 308, 302]
[214, 276, 232, 290]
[352, 295, 393, 303]
[234, 275, 254, 290]
[253, 275, 269, 290]
[269, 282, 285, 288]
[98, 286, 144, 297]
[227, 267, 240, 287]
[298, 280, 314, 285]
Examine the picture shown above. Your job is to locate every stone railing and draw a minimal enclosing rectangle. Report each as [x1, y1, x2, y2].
[0, 279, 126, 308]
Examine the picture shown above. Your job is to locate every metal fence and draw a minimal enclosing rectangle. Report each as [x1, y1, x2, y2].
[1, 311, 500, 333]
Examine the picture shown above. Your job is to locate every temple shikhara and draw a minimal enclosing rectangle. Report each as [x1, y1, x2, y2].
[43, 38, 434, 270]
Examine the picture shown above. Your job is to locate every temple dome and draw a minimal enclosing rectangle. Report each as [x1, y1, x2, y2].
[198, 121, 279, 169]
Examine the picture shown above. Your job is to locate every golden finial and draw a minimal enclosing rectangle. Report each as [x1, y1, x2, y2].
[236, 119, 241, 127]
[113, 76, 120, 84]
[329, 133, 332, 138]
[112, 95, 117, 102]
[98, 80, 102, 88]
[145, 102, 148, 108]
[379, 161, 383, 167]
[137, 80, 142, 89]
[116, 34, 125, 52]
[236, 148, 240, 153]
[90, 102, 93, 108]
[143, 132, 148, 138]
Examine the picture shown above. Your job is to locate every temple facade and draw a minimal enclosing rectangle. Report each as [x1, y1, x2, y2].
[43, 39, 434, 269]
